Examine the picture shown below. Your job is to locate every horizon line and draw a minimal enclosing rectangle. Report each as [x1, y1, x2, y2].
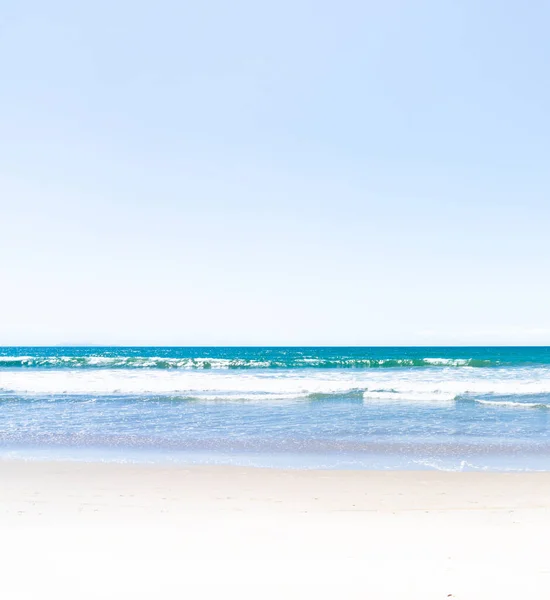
[1, 344, 550, 348]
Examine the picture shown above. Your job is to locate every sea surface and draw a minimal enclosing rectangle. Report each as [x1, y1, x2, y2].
[2, 346, 550, 471]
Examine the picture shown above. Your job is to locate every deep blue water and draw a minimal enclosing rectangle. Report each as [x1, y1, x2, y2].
[1, 347, 550, 470]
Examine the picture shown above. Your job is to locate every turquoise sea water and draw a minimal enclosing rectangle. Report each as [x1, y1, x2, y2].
[2, 347, 550, 470]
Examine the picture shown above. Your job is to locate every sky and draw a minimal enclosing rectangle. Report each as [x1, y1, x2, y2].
[1, 0, 549, 345]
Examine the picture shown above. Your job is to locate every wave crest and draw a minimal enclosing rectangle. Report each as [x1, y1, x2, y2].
[0, 355, 497, 370]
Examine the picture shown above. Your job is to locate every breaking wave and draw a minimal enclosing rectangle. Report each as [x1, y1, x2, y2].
[0, 355, 499, 369]
[473, 398, 550, 410]
[2, 367, 550, 404]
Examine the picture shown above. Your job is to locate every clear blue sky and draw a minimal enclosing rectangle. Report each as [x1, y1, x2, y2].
[1, 0, 549, 345]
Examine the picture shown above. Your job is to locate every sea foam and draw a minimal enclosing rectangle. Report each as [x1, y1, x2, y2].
[2, 365, 550, 403]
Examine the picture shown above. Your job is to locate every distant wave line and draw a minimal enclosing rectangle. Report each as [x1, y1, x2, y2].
[0, 356, 503, 369]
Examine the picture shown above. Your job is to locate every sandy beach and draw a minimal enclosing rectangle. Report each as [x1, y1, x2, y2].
[1, 461, 549, 599]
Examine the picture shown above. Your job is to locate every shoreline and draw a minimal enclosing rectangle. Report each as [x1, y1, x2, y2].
[4, 442, 550, 472]
[2, 460, 550, 598]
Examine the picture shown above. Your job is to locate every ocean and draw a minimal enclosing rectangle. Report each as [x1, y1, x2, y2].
[2, 346, 550, 471]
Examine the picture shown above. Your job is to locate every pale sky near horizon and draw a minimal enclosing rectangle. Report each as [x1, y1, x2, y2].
[1, 0, 549, 345]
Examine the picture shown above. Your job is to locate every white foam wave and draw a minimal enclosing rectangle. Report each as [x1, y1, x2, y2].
[0, 355, 499, 369]
[363, 391, 457, 404]
[0, 356, 275, 369]
[411, 459, 489, 472]
[474, 399, 549, 409]
[0, 370, 356, 399]
[422, 358, 469, 366]
[1, 366, 550, 402]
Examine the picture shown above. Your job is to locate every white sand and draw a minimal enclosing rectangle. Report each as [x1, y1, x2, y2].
[2, 461, 550, 599]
